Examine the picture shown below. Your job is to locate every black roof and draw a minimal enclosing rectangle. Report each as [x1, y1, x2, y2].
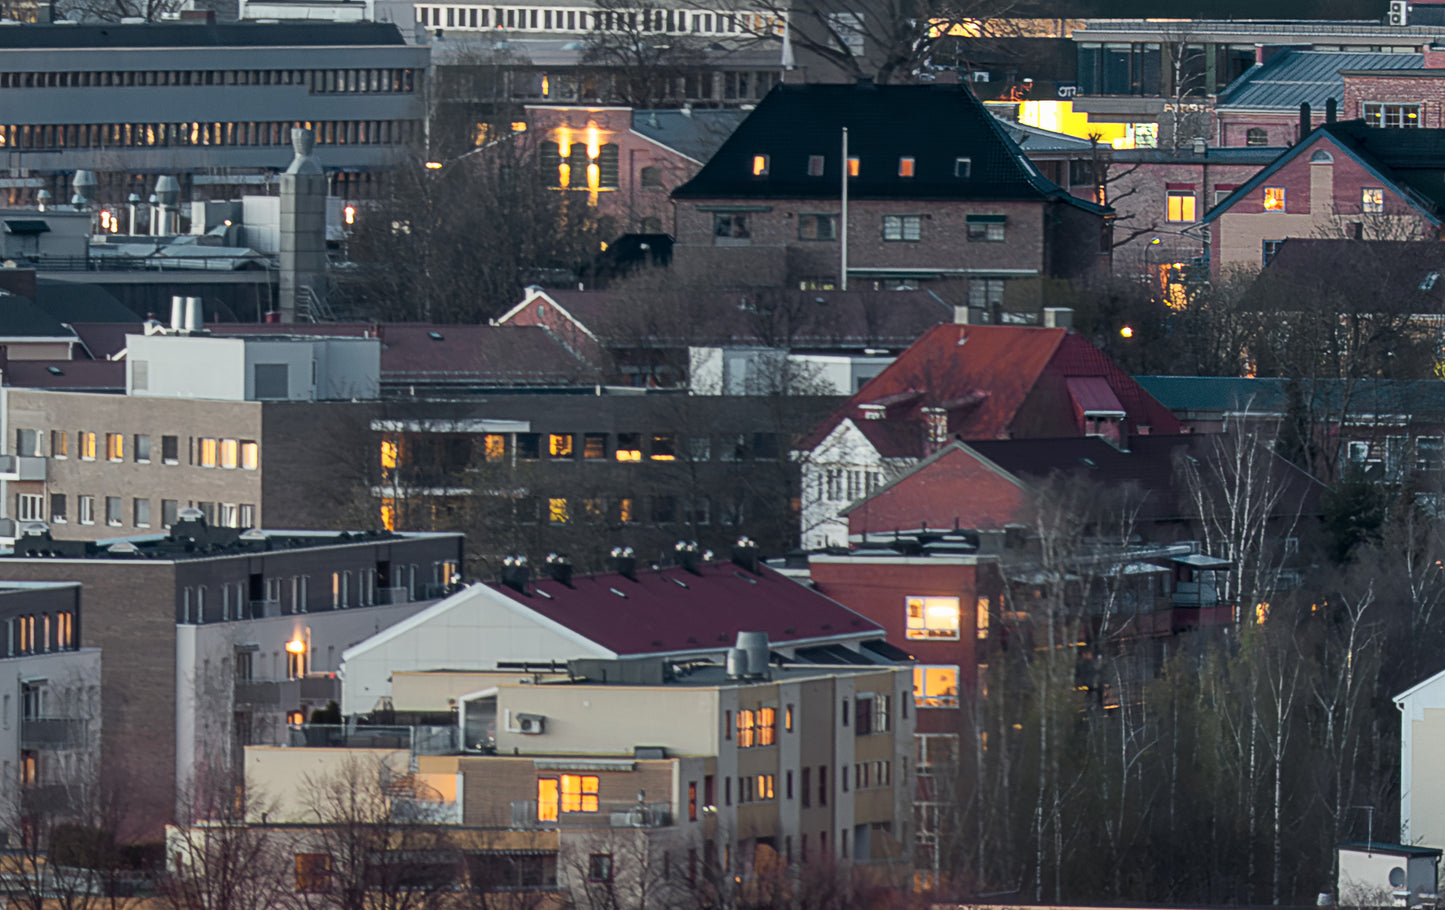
[0, 21, 406, 49]
[672, 82, 1108, 212]
[0, 292, 73, 338]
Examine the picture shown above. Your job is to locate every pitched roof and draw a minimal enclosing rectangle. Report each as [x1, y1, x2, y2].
[1134, 376, 1289, 414]
[1139, 375, 1445, 422]
[630, 108, 748, 163]
[0, 292, 75, 339]
[1251, 238, 1445, 313]
[1216, 50, 1422, 112]
[375, 323, 597, 388]
[799, 324, 1179, 457]
[2, 359, 125, 392]
[1203, 119, 1445, 225]
[672, 82, 1107, 213]
[0, 21, 408, 49]
[486, 560, 883, 656]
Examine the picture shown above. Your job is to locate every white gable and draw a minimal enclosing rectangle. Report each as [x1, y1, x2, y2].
[340, 584, 614, 714]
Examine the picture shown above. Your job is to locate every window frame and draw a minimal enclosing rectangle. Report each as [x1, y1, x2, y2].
[1262, 186, 1286, 212]
[1166, 190, 1196, 223]
[913, 664, 961, 709]
[882, 214, 921, 242]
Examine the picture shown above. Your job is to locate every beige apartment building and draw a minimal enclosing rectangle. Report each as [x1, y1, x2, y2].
[243, 657, 915, 904]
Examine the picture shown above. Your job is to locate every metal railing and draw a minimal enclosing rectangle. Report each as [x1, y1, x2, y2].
[509, 800, 673, 830]
[24, 254, 273, 272]
[283, 724, 459, 754]
[20, 716, 86, 749]
[0, 454, 46, 481]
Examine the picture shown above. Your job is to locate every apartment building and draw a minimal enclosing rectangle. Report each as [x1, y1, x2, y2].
[245, 654, 914, 905]
[0, 518, 463, 841]
[0, 19, 428, 206]
[0, 581, 100, 801]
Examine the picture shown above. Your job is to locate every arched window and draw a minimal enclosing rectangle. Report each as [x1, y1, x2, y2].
[1246, 127, 1268, 147]
[1310, 149, 1333, 163]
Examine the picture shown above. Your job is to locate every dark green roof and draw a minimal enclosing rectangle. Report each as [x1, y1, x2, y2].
[672, 82, 1108, 214]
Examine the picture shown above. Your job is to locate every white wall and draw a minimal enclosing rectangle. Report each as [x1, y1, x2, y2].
[129, 335, 248, 400]
[0, 648, 101, 786]
[126, 334, 380, 402]
[315, 338, 381, 400]
[799, 419, 900, 551]
[340, 584, 613, 715]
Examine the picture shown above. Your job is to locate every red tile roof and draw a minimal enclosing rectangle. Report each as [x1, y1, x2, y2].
[800, 324, 1180, 456]
[486, 560, 883, 656]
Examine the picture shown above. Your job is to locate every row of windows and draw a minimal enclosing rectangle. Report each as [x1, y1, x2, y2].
[383, 431, 781, 469]
[417, 4, 779, 36]
[542, 494, 750, 526]
[714, 211, 1006, 245]
[5, 611, 75, 657]
[180, 561, 451, 625]
[18, 429, 260, 469]
[511, 69, 776, 104]
[0, 119, 420, 151]
[31, 493, 255, 530]
[0, 68, 416, 94]
[820, 468, 883, 502]
[755, 153, 974, 180]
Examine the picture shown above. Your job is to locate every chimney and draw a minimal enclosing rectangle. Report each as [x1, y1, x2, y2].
[500, 555, 530, 594]
[1427, 46, 1445, 69]
[1299, 102, 1312, 141]
[279, 128, 328, 324]
[609, 546, 637, 581]
[1191, 136, 1206, 155]
[1043, 307, 1073, 329]
[731, 536, 759, 574]
[544, 552, 574, 587]
[674, 540, 703, 575]
[1326, 97, 1338, 123]
[170, 295, 186, 331]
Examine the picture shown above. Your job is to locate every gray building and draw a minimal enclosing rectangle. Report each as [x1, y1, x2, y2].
[0, 19, 429, 206]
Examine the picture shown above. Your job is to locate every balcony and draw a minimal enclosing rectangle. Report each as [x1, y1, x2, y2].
[284, 724, 459, 755]
[20, 716, 87, 750]
[247, 598, 282, 618]
[234, 675, 339, 708]
[509, 801, 673, 830]
[0, 455, 46, 482]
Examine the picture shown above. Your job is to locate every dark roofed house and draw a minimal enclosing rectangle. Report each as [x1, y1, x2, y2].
[1203, 119, 1445, 273]
[669, 82, 1112, 300]
[798, 322, 1179, 549]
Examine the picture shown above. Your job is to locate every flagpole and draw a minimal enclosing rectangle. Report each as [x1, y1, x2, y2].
[840, 126, 848, 291]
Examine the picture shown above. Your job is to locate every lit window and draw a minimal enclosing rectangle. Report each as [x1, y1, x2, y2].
[295, 854, 332, 893]
[751, 154, 769, 176]
[882, 214, 921, 241]
[200, 437, 218, 467]
[78, 431, 96, 461]
[1364, 102, 1422, 128]
[615, 433, 642, 461]
[240, 441, 258, 470]
[105, 433, 124, 461]
[736, 709, 756, 747]
[1166, 190, 1196, 222]
[977, 597, 990, 639]
[484, 434, 505, 462]
[759, 706, 776, 745]
[1263, 187, 1286, 212]
[220, 438, 238, 469]
[549, 498, 569, 524]
[913, 665, 960, 708]
[551, 774, 598, 813]
[905, 596, 961, 640]
[583, 434, 607, 459]
[548, 433, 573, 458]
[1363, 187, 1384, 214]
[898, 156, 915, 177]
[847, 156, 859, 177]
[650, 433, 677, 460]
[785, 704, 794, 731]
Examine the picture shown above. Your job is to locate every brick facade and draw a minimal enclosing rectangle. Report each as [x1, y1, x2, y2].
[1343, 70, 1445, 127]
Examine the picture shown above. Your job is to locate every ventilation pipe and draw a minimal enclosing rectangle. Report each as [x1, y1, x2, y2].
[1299, 102, 1312, 141]
[169, 295, 186, 331]
[735, 631, 770, 678]
[544, 552, 574, 587]
[500, 555, 530, 594]
[609, 546, 637, 581]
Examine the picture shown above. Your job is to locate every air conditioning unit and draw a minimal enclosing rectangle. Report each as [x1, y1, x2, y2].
[1389, 0, 1409, 26]
[516, 713, 546, 735]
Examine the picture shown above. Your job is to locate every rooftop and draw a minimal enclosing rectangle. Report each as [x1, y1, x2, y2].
[0, 20, 409, 49]
[629, 108, 749, 164]
[1217, 49, 1423, 113]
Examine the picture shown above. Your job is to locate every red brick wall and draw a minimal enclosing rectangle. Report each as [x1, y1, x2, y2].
[500, 292, 603, 362]
[845, 447, 1026, 537]
[1215, 112, 1315, 148]
[1343, 73, 1445, 127]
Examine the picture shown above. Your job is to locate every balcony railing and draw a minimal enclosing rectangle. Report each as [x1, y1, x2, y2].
[284, 724, 459, 755]
[0, 455, 46, 482]
[509, 801, 673, 830]
[248, 598, 282, 618]
[235, 676, 339, 707]
[20, 716, 87, 749]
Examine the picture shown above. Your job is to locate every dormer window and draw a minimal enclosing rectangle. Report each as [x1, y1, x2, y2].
[752, 154, 770, 176]
[922, 407, 948, 445]
[807, 154, 825, 176]
[955, 157, 971, 178]
[859, 404, 885, 420]
[898, 156, 915, 177]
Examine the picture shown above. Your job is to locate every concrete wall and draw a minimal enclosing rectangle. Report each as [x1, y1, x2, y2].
[129, 335, 249, 400]
[495, 684, 720, 756]
[0, 647, 101, 788]
[244, 745, 409, 822]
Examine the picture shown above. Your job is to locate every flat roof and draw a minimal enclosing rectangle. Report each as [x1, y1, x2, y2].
[0, 21, 409, 50]
[2, 523, 456, 562]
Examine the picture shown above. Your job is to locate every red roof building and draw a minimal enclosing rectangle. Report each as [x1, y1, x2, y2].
[799, 323, 1179, 548]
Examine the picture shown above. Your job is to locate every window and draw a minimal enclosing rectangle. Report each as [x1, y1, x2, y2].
[801, 767, 811, 807]
[105, 433, 124, 461]
[650, 434, 677, 460]
[688, 436, 711, 461]
[50, 430, 67, 458]
[79, 495, 94, 525]
[549, 498, 569, 524]
[15, 429, 38, 457]
[220, 439, 239, 469]
[162, 499, 179, 528]
[799, 213, 838, 240]
[856, 694, 890, 734]
[1364, 102, 1422, 128]
[785, 704, 794, 731]
[162, 435, 179, 464]
[977, 596, 991, 639]
[588, 854, 613, 883]
[1263, 186, 1286, 212]
[537, 774, 599, 819]
[49, 494, 65, 523]
[818, 766, 827, 806]
[751, 154, 769, 176]
[639, 165, 663, 188]
[134, 434, 151, 462]
[847, 156, 860, 177]
[241, 441, 258, 470]
[296, 854, 332, 893]
[1166, 190, 1196, 222]
[615, 433, 642, 462]
[714, 212, 750, 243]
[898, 156, 915, 177]
[583, 434, 607, 459]
[483, 434, 506, 462]
[79, 432, 96, 461]
[1262, 239, 1285, 266]
[906, 595, 961, 639]
[955, 157, 972, 178]
[966, 214, 1006, 241]
[1418, 435, 1444, 471]
[969, 278, 1006, 309]
[807, 154, 825, 176]
[759, 706, 776, 745]
[689, 781, 698, 820]
[914, 665, 960, 708]
[199, 438, 218, 467]
[882, 214, 921, 241]
[105, 496, 122, 526]
[548, 433, 573, 459]
[516, 433, 541, 460]
[1363, 187, 1384, 214]
[134, 498, 151, 528]
[1246, 127, 1268, 146]
[286, 642, 307, 679]
[16, 494, 42, 522]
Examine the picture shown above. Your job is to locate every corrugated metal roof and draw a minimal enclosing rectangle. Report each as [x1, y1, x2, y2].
[1217, 49, 1423, 112]
[630, 109, 748, 164]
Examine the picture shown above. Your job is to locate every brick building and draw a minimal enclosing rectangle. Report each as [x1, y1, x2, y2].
[1201, 119, 1445, 272]
[1343, 46, 1445, 127]
[0, 519, 462, 840]
[669, 82, 1112, 295]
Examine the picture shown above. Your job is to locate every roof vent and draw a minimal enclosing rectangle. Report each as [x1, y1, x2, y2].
[544, 552, 573, 587]
[731, 536, 759, 574]
[19, 521, 49, 538]
[239, 528, 267, 541]
[107, 541, 140, 556]
[674, 540, 703, 575]
[725, 647, 750, 679]
[500, 555, 530, 594]
[177, 506, 205, 524]
[735, 631, 770, 678]
[610, 546, 637, 581]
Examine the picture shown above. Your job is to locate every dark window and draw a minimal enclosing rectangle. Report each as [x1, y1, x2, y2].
[1246, 127, 1268, 147]
[516, 433, 541, 460]
[798, 213, 837, 241]
[253, 363, 289, 399]
[639, 165, 663, 188]
[713, 213, 749, 242]
[49, 493, 65, 522]
[801, 767, 811, 807]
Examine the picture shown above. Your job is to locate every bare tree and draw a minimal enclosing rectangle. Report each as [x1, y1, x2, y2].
[581, 0, 706, 109]
[54, 0, 184, 22]
[159, 769, 294, 910]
